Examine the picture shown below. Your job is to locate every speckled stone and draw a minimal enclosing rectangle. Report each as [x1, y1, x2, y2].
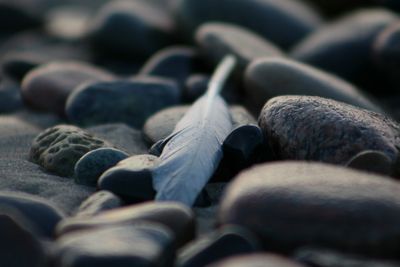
[21, 61, 114, 114]
[258, 96, 399, 168]
[209, 254, 307, 267]
[30, 125, 111, 177]
[219, 161, 400, 256]
[245, 58, 383, 113]
[66, 78, 180, 129]
[196, 22, 283, 74]
[74, 148, 129, 186]
[74, 191, 123, 218]
[56, 201, 195, 248]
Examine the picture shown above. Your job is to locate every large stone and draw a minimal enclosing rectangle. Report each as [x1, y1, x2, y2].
[66, 78, 180, 128]
[245, 58, 383, 113]
[219, 161, 400, 256]
[175, 0, 321, 49]
[30, 125, 111, 177]
[258, 96, 400, 169]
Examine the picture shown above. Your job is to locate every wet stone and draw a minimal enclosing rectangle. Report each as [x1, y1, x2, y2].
[66, 78, 180, 129]
[88, 0, 175, 59]
[30, 125, 111, 177]
[56, 222, 176, 267]
[98, 154, 160, 203]
[245, 57, 383, 113]
[219, 161, 400, 256]
[196, 22, 283, 75]
[258, 96, 399, 167]
[176, 0, 321, 49]
[56, 201, 195, 248]
[74, 148, 129, 186]
[74, 190, 123, 218]
[21, 61, 114, 114]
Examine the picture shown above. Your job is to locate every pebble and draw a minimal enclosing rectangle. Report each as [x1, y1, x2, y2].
[0, 191, 64, 238]
[144, 105, 255, 144]
[56, 201, 195, 248]
[258, 96, 399, 168]
[21, 61, 114, 114]
[74, 190, 123, 218]
[346, 150, 393, 176]
[30, 125, 111, 177]
[98, 155, 160, 203]
[245, 58, 383, 113]
[176, 225, 261, 267]
[209, 254, 307, 267]
[291, 9, 398, 85]
[88, 0, 175, 59]
[195, 22, 283, 74]
[176, 0, 321, 49]
[66, 78, 181, 129]
[74, 148, 129, 186]
[139, 46, 200, 88]
[218, 161, 400, 256]
[0, 206, 47, 267]
[56, 222, 175, 267]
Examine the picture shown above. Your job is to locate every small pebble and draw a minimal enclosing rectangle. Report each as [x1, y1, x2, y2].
[74, 190, 123, 218]
[74, 147, 129, 186]
[30, 125, 111, 177]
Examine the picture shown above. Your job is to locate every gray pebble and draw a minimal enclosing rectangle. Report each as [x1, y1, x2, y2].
[74, 191, 123, 218]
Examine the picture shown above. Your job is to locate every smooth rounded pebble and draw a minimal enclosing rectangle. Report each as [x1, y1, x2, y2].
[176, 225, 261, 267]
[245, 58, 383, 113]
[195, 22, 283, 74]
[346, 150, 393, 176]
[74, 190, 123, 218]
[21, 61, 114, 114]
[258, 96, 399, 168]
[56, 201, 195, 248]
[98, 155, 160, 203]
[209, 254, 307, 267]
[219, 161, 400, 256]
[66, 78, 180, 129]
[0, 191, 64, 238]
[74, 148, 129, 186]
[89, 0, 175, 59]
[291, 9, 398, 82]
[176, 0, 321, 49]
[30, 125, 111, 177]
[56, 222, 175, 267]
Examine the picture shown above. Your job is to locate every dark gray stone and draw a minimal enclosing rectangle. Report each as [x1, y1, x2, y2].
[219, 161, 400, 256]
[56, 201, 195, 248]
[196, 22, 283, 74]
[30, 125, 111, 177]
[88, 0, 175, 59]
[176, 0, 321, 49]
[21, 61, 114, 114]
[346, 150, 393, 176]
[56, 222, 175, 267]
[98, 155, 160, 203]
[74, 148, 129, 186]
[74, 190, 123, 218]
[245, 58, 383, 113]
[0, 1, 42, 33]
[209, 254, 307, 267]
[258, 96, 399, 168]
[66, 78, 181, 128]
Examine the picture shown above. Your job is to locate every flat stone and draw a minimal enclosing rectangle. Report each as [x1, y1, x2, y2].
[245, 58, 383, 113]
[30, 125, 111, 177]
[98, 155, 160, 203]
[74, 190, 123, 218]
[56, 222, 175, 267]
[66, 78, 180, 128]
[74, 148, 129, 186]
[291, 9, 398, 84]
[258, 96, 399, 168]
[21, 61, 114, 114]
[56, 201, 195, 248]
[218, 161, 400, 256]
[196, 22, 283, 75]
[209, 254, 307, 267]
[176, 0, 321, 49]
[88, 0, 175, 59]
